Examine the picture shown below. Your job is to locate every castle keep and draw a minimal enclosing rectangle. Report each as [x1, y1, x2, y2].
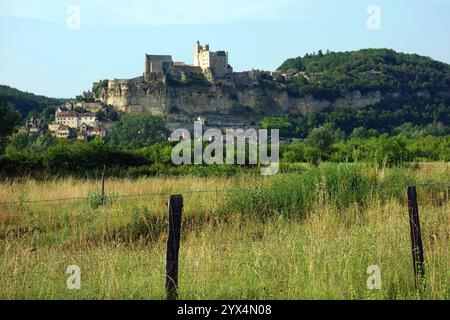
[194, 41, 232, 78]
[144, 41, 232, 83]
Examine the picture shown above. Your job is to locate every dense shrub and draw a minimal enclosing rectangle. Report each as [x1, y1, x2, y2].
[221, 164, 376, 220]
[220, 163, 449, 220]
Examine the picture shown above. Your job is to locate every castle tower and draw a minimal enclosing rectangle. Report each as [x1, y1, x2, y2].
[145, 54, 173, 74]
[194, 41, 201, 67]
[194, 42, 232, 79]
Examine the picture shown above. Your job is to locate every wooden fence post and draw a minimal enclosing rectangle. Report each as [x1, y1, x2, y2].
[166, 195, 183, 300]
[406, 186, 425, 291]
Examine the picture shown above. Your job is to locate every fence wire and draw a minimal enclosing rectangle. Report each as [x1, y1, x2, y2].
[0, 181, 448, 206]
[0, 181, 448, 298]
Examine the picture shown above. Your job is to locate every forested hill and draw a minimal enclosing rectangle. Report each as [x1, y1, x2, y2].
[277, 49, 450, 99]
[0, 85, 67, 118]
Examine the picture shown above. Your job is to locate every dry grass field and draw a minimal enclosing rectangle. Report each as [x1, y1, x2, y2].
[0, 163, 448, 299]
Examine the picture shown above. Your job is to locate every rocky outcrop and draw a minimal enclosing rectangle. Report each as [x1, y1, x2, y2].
[97, 77, 383, 116]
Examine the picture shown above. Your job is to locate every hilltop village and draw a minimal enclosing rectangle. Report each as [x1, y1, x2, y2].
[20, 101, 107, 141]
[20, 42, 383, 141]
[90, 42, 380, 127]
[90, 41, 299, 119]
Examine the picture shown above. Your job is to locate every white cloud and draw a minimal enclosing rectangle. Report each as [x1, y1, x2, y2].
[0, 0, 302, 26]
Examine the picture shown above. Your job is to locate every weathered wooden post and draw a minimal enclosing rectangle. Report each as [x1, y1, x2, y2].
[166, 195, 183, 300]
[406, 186, 425, 291]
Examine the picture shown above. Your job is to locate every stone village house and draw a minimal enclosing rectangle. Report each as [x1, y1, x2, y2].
[49, 106, 105, 139]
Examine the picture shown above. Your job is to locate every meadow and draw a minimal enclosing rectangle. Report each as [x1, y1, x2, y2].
[0, 163, 448, 300]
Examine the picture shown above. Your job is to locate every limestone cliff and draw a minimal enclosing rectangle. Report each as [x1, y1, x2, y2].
[96, 77, 382, 117]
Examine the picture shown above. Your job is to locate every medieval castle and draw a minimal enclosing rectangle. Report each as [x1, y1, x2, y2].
[143, 41, 233, 83]
[91, 42, 382, 117]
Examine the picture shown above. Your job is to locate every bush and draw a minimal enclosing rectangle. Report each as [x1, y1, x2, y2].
[221, 163, 376, 220]
[86, 190, 117, 209]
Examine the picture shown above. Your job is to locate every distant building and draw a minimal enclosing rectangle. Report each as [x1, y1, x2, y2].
[49, 105, 101, 139]
[82, 90, 94, 99]
[54, 124, 72, 139]
[20, 116, 44, 135]
[79, 123, 106, 138]
[144, 42, 232, 83]
[89, 126, 106, 138]
[55, 110, 97, 129]
[55, 111, 78, 128]
[77, 131, 89, 141]
[145, 54, 173, 74]
[194, 41, 232, 78]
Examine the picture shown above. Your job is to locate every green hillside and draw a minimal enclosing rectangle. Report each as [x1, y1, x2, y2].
[267, 49, 450, 135]
[1, 49, 449, 138]
[277, 48, 450, 99]
[0, 85, 67, 118]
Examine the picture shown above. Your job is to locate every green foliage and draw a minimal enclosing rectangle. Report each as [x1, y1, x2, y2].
[0, 85, 66, 118]
[0, 104, 20, 154]
[273, 49, 450, 136]
[0, 129, 448, 179]
[92, 80, 109, 98]
[283, 132, 449, 166]
[137, 142, 173, 165]
[6, 132, 57, 155]
[222, 162, 449, 221]
[107, 114, 169, 148]
[168, 73, 210, 87]
[278, 49, 450, 96]
[305, 124, 343, 157]
[320, 100, 450, 136]
[128, 206, 166, 242]
[42, 140, 147, 173]
[265, 99, 449, 139]
[222, 164, 377, 220]
[0, 103, 20, 138]
[86, 190, 104, 209]
[261, 117, 293, 137]
[86, 190, 117, 209]
[95, 106, 119, 122]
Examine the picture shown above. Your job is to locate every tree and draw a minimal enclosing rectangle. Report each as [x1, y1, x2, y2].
[261, 117, 293, 137]
[139, 142, 173, 165]
[0, 104, 20, 154]
[0, 104, 20, 138]
[0, 85, 66, 119]
[107, 114, 169, 148]
[5, 132, 29, 155]
[282, 141, 307, 163]
[29, 133, 57, 153]
[349, 127, 378, 139]
[306, 124, 342, 157]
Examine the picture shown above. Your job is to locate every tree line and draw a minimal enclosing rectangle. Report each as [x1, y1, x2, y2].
[0, 113, 448, 179]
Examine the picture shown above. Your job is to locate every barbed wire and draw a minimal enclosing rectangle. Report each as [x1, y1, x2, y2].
[0, 181, 448, 206]
[0, 177, 446, 298]
[0, 189, 230, 206]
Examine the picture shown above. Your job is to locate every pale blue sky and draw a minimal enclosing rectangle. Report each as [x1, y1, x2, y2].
[1, 0, 449, 98]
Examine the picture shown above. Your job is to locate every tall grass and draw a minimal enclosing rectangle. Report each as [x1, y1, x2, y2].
[0, 163, 448, 299]
[221, 163, 448, 220]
